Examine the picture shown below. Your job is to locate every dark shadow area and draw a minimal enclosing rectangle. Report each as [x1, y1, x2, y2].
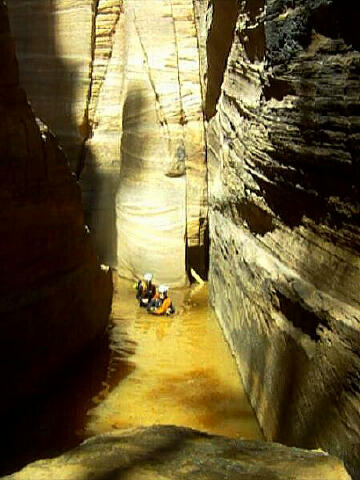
[81, 146, 120, 267]
[239, 1, 266, 65]
[186, 222, 209, 281]
[0, 5, 120, 476]
[212, 197, 274, 237]
[0, 333, 111, 476]
[119, 85, 147, 182]
[276, 291, 331, 341]
[205, 0, 240, 119]
[235, 199, 275, 236]
[105, 352, 136, 396]
[310, 1, 360, 51]
[0, 319, 138, 476]
[263, 77, 296, 101]
[102, 314, 137, 398]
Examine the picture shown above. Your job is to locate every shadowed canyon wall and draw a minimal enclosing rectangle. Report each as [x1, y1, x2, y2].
[8, 0, 207, 286]
[195, 0, 360, 478]
[0, 3, 112, 414]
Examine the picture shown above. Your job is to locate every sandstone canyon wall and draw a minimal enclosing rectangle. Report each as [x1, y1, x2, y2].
[0, 2, 112, 414]
[200, 0, 360, 478]
[115, 0, 206, 286]
[8, 0, 208, 286]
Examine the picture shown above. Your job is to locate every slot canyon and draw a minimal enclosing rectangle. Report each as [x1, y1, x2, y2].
[1, 0, 359, 479]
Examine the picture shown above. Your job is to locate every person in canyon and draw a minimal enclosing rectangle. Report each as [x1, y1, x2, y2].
[148, 285, 175, 315]
[135, 273, 156, 307]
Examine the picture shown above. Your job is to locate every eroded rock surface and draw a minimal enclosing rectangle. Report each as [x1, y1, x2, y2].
[1, 425, 351, 480]
[8, 0, 207, 285]
[0, 2, 112, 413]
[201, 0, 360, 478]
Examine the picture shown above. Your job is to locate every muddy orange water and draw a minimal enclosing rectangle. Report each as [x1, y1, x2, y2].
[85, 277, 263, 440]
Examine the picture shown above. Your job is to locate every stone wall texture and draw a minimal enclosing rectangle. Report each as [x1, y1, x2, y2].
[1, 425, 351, 480]
[0, 2, 112, 414]
[202, 0, 360, 478]
[8, 0, 208, 286]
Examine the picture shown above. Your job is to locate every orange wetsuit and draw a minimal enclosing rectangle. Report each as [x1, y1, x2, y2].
[153, 296, 172, 315]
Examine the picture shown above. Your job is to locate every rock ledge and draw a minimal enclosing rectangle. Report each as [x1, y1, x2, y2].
[3, 425, 352, 480]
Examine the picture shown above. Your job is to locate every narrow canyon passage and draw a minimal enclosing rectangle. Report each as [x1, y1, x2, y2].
[2, 0, 359, 477]
[84, 277, 262, 440]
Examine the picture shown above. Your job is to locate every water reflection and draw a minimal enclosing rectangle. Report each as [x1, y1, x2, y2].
[85, 276, 263, 440]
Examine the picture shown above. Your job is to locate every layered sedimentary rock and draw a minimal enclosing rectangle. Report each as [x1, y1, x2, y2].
[114, 0, 206, 286]
[8, 0, 207, 285]
[0, 3, 112, 413]
[202, 0, 360, 478]
[6, 0, 94, 169]
[2, 425, 351, 480]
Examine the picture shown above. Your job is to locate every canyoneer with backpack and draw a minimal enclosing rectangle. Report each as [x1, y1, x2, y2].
[135, 273, 156, 307]
[148, 284, 175, 316]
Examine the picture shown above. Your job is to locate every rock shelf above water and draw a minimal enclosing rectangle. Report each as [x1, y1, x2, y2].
[2, 425, 352, 480]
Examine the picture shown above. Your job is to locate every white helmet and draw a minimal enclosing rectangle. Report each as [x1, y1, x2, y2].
[144, 273, 153, 282]
[158, 285, 168, 294]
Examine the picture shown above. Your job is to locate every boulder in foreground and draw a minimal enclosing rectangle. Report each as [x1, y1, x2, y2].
[2, 425, 352, 480]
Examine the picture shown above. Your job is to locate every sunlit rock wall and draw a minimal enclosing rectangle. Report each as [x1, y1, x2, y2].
[0, 2, 112, 414]
[115, 0, 206, 286]
[8, 0, 207, 286]
[202, 0, 360, 478]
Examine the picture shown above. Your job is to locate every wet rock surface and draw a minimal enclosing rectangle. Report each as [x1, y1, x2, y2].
[1, 425, 352, 480]
[200, 0, 360, 477]
[0, 2, 112, 414]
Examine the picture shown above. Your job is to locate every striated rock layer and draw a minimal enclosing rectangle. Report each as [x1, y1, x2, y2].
[114, 0, 206, 286]
[202, 0, 360, 478]
[0, 3, 112, 413]
[1, 425, 351, 480]
[8, 0, 207, 285]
